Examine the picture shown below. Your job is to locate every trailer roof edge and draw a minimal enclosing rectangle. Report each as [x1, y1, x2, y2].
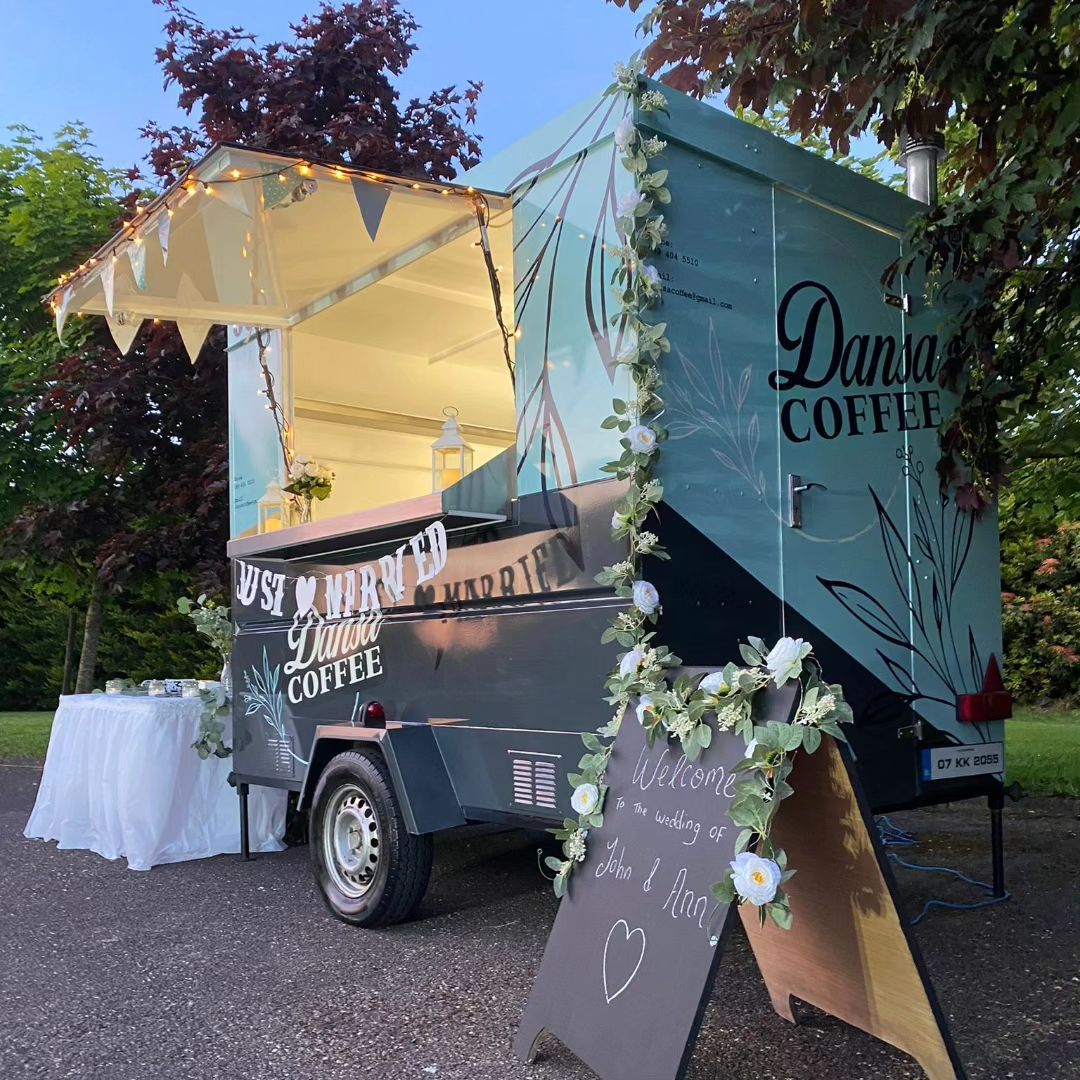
[635, 77, 916, 235]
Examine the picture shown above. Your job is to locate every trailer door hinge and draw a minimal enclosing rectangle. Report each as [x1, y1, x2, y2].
[897, 719, 924, 741]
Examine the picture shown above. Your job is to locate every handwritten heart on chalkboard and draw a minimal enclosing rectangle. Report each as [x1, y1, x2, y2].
[602, 919, 647, 1004]
[294, 575, 318, 617]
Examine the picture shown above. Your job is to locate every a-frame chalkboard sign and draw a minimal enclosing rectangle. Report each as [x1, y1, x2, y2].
[516, 682, 966, 1080]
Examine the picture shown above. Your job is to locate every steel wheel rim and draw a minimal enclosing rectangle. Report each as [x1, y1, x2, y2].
[323, 783, 380, 899]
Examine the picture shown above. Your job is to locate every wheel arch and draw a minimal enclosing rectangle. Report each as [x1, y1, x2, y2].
[299, 723, 465, 835]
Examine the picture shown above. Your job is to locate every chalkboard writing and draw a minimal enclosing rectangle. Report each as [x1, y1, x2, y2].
[516, 682, 798, 1080]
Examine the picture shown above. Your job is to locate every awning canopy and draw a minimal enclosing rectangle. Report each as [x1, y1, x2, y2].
[46, 144, 511, 342]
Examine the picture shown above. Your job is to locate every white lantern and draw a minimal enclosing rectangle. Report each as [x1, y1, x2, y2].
[431, 406, 474, 492]
[257, 479, 286, 533]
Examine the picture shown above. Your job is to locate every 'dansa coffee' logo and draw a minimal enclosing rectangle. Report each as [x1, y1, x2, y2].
[773, 280, 943, 443]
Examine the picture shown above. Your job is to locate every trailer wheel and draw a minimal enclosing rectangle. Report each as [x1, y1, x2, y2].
[310, 749, 433, 927]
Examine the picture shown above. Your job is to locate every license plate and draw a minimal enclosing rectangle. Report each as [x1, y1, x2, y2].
[921, 742, 1004, 781]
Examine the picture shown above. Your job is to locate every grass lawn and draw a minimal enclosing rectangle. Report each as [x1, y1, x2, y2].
[1007, 705, 1080, 798]
[0, 711, 54, 760]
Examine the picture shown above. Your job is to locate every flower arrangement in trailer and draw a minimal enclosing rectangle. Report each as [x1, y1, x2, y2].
[285, 454, 335, 500]
[284, 454, 335, 523]
[544, 54, 854, 930]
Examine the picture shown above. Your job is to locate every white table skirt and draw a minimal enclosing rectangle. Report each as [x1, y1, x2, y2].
[25, 694, 286, 870]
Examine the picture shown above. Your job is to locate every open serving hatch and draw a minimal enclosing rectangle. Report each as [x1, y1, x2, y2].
[47, 145, 518, 556]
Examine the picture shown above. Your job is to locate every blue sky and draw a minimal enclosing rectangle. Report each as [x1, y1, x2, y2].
[0, 0, 643, 171]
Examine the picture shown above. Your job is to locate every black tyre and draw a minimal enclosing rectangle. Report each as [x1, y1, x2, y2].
[310, 749, 433, 927]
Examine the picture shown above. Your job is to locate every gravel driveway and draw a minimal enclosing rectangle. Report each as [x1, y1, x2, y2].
[1, 763, 1076, 1079]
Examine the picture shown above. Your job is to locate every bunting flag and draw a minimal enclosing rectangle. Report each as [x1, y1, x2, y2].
[106, 311, 143, 355]
[176, 318, 213, 363]
[100, 257, 116, 317]
[262, 168, 302, 212]
[351, 178, 391, 242]
[54, 286, 73, 342]
[157, 212, 172, 265]
[127, 241, 148, 291]
[216, 180, 255, 218]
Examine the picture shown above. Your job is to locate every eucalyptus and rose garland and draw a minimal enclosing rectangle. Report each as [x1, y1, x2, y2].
[544, 59, 853, 930]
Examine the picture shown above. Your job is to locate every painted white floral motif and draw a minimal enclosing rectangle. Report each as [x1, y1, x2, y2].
[665, 324, 767, 499]
[242, 647, 308, 766]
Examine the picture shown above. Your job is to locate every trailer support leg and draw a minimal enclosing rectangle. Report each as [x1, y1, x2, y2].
[989, 787, 1005, 898]
[239, 782, 252, 861]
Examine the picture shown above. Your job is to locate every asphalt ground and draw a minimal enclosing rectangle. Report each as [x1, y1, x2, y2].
[1, 762, 1077, 1080]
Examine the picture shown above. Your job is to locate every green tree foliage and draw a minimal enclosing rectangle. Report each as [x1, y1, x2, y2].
[615, 0, 1080, 512]
[0, 125, 123, 526]
[0, 3, 486, 706]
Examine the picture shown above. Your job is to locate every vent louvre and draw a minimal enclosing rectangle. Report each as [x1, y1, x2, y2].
[510, 753, 560, 810]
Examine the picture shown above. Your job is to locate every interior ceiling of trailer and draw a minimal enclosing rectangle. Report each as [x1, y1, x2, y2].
[296, 226, 508, 369]
[58, 146, 512, 329]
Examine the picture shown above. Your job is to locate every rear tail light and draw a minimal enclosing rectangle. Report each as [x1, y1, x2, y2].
[362, 700, 386, 727]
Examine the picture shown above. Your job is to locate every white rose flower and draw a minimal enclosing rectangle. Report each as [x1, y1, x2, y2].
[304, 462, 319, 478]
[611, 510, 627, 531]
[632, 579, 660, 614]
[627, 425, 657, 455]
[744, 737, 759, 760]
[619, 645, 646, 678]
[699, 671, 728, 697]
[635, 693, 656, 726]
[641, 264, 660, 286]
[294, 455, 309, 465]
[729, 852, 782, 906]
[765, 636, 811, 687]
[571, 783, 599, 816]
[616, 339, 638, 365]
[614, 115, 636, 152]
[616, 191, 644, 221]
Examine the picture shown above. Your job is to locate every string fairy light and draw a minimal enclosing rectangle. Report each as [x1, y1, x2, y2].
[471, 192, 516, 389]
[46, 152, 498, 302]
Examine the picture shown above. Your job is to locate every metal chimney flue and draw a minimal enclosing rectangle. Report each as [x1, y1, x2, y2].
[898, 131, 946, 206]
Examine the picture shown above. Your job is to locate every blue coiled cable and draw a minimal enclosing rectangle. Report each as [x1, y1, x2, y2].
[874, 816, 1011, 925]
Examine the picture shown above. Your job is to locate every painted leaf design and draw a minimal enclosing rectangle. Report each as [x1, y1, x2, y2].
[818, 578, 913, 650]
[876, 648, 916, 695]
[736, 365, 752, 408]
[950, 509, 975, 591]
[871, 487, 924, 628]
[666, 419, 701, 440]
[746, 412, 759, 460]
[968, 626, 983, 689]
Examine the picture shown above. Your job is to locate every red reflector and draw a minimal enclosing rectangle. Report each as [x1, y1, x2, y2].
[957, 691, 1013, 724]
[957, 655, 1013, 723]
[365, 701, 386, 726]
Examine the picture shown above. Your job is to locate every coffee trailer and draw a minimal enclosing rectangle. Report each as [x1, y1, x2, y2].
[50, 81, 1010, 926]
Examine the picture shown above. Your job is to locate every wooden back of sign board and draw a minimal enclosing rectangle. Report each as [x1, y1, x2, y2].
[740, 737, 966, 1080]
[516, 683, 966, 1080]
